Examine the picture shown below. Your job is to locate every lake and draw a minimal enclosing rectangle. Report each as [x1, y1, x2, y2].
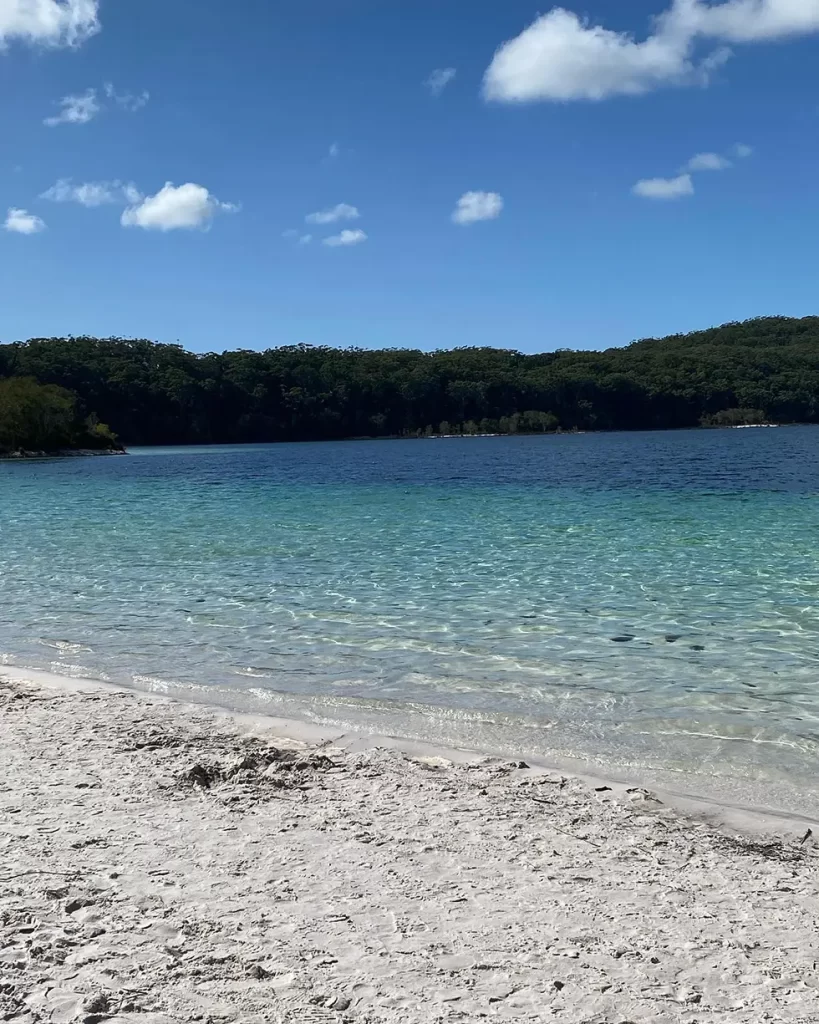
[2, 428, 819, 812]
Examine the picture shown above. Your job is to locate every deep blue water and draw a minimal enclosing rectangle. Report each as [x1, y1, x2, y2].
[2, 428, 819, 804]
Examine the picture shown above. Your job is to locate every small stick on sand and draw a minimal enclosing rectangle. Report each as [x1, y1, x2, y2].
[0, 869, 76, 882]
[531, 797, 604, 849]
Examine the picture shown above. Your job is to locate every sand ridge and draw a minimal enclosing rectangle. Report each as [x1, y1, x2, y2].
[1, 673, 818, 1023]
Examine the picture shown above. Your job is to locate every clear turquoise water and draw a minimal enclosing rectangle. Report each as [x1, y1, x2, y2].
[2, 430, 819, 807]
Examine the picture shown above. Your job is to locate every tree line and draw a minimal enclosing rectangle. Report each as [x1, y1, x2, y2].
[0, 377, 120, 455]
[1, 315, 818, 449]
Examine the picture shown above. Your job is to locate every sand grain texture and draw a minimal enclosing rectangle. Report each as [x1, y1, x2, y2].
[1, 675, 818, 1023]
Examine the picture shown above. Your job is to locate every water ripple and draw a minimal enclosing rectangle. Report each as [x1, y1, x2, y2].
[2, 431, 819, 792]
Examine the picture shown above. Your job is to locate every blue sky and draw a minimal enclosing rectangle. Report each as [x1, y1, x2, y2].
[2, 0, 819, 354]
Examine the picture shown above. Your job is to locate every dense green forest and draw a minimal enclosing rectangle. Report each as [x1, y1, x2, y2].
[1, 316, 818, 448]
[0, 377, 120, 455]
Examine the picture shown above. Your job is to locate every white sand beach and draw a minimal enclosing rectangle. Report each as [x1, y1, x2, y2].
[2, 668, 818, 1024]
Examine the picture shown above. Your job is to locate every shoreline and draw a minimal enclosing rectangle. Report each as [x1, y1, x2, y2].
[4, 664, 818, 838]
[0, 448, 125, 461]
[8, 425, 805, 458]
[2, 667, 818, 1023]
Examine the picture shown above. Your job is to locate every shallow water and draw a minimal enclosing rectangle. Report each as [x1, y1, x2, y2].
[2, 430, 819, 803]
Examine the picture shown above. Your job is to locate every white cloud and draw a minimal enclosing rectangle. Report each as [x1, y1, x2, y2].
[44, 88, 99, 126]
[121, 182, 238, 231]
[104, 82, 150, 112]
[639, 143, 751, 199]
[684, 151, 732, 171]
[483, 1, 819, 103]
[306, 202, 360, 225]
[299, 233, 313, 245]
[328, 142, 340, 159]
[41, 179, 111, 205]
[677, 0, 819, 42]
[323, 229, 367, 247]
[70, 181, 117, 206]
[0, 0, 99, 48]
[44, 82, 148, 126]
[4, 207, 46, 234]
[40, 178, 140, 207]
[632, 173, 694, 199]
[425, 67, 456, 95]
[451, 190, 504, 225]
[483, 8, 695, 102]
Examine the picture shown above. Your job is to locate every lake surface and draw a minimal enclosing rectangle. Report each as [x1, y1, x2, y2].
[3, 429, 819, 811]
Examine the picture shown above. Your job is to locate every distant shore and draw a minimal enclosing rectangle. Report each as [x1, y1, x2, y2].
[0, 447, 125, 461]
[0, 428, 793, 456]
[2, 667, 817, 1024]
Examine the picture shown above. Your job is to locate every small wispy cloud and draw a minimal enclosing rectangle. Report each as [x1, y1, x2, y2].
[636, 142, 752, 199]
[104, 82, 150, 112]
[40, 179, 139, 207]
[425, 67, 456, 96]
[451, 190, 503, 225]
[632, 174, 694, 200]
[44, 82, 149, 126]
[323, 229, 367, 247]
[306, 203, 360, 225]
[283, 229, 313, 245]
[4, 208, 46, 234]
[683, 152, 732, 172]
[696, 45, 733, 84]
[328, 142, 340, 159]
[44, 89, 100, 126]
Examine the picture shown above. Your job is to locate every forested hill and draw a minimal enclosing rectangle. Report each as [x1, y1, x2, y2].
[1, 315, 818, 447]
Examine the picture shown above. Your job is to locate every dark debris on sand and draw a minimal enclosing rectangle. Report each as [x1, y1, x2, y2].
[175, 744, 340, 801]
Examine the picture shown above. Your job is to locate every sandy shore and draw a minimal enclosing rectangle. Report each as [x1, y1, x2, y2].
[2, 670, 818, 1024]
